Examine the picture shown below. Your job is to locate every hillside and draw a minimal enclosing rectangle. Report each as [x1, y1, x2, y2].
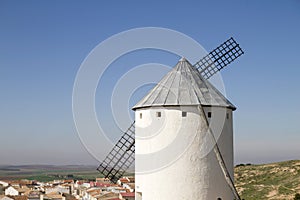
[235, 160, 300, 200]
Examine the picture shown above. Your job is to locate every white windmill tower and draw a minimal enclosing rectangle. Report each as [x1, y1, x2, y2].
[133, 57, 236, 200]
[97, 37, 244, 200]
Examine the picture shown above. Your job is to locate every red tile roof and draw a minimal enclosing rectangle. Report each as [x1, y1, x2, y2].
[119, 178, 130, 184]
[7, 196, 28, 200]
[89, 182, 112, 188]
[120, 192, 135, 197]
[89, 182, 94, 187]
[63, 180, 73, 183]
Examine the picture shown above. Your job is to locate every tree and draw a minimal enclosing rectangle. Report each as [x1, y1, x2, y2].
[294, 193, 300, 200]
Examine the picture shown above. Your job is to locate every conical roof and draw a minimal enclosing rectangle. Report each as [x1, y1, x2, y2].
[132, 58, 236, 110]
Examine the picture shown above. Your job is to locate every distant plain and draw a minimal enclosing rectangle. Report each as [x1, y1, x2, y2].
[0, 165, 100, 181]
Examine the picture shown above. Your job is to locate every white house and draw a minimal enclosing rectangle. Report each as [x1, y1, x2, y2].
[5, 186, 19, 196]
[44, 186, 58, 194]
[57, 185, 70, 194]
[82, 188, 100, 200]
[0, 181, 9, 187]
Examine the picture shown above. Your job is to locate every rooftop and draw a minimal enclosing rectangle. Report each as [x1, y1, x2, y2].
[133, 58, 235, 110]
[120, 192, 135, 197]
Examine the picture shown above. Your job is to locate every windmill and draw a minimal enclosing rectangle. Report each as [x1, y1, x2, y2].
[97, 37, 244, 200]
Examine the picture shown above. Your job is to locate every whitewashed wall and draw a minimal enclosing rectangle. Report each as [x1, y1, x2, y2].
[5, 186, 19, 196]
[135, 105, 234, 200]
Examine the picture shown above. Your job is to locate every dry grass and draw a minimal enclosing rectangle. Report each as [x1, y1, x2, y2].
[235, 160, 300, 200]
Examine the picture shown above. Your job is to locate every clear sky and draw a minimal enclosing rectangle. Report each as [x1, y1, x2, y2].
[0, 0, 300, 165]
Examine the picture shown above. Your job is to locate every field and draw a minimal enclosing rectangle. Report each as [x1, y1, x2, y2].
[0, 165, 101, 182]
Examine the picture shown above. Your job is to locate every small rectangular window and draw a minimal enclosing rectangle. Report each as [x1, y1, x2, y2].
[226, 113, 229, 119]
[140, 113, 142, 119]
[156, 112, 161, 117]
[182, 111, 187, 117]
[208, 112, 212, 118]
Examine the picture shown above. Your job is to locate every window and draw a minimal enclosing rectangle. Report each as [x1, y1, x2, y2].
[226, 113, 229, 119]
[140, 113, 142, 119]
[208, 112, 212, 118]
[182, 111, 187, 117]
[156, 112, 161, 117]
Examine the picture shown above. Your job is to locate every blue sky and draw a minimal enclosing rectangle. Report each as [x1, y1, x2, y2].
[0, 0, 300, 165]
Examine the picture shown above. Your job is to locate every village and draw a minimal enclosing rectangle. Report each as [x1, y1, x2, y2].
[0, 177, 135, 200]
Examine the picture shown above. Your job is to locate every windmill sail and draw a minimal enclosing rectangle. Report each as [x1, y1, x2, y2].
[97, 122, 135, 183]
[194, 37, 244, 79]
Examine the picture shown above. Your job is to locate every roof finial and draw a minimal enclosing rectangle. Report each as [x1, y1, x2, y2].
[179, 57, 187, 62]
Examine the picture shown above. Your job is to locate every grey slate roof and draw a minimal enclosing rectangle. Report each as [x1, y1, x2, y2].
[132, 58, 236, 110]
